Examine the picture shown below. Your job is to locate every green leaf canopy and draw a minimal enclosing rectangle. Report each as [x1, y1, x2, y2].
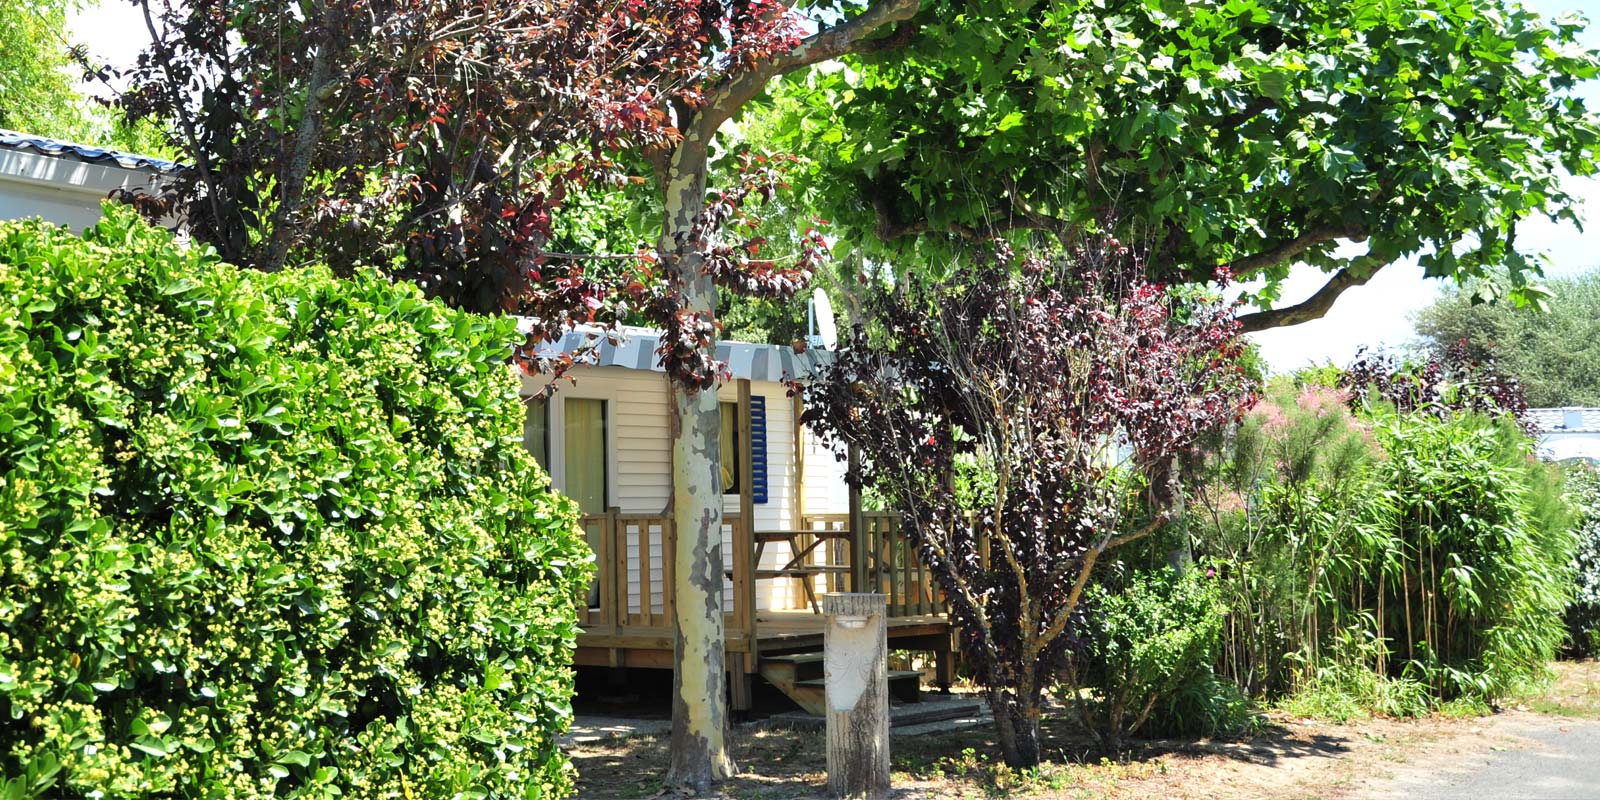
[776, 0, 1600, 320]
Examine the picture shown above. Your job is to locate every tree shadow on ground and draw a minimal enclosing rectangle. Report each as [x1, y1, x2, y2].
[570, 714, 1358, 799]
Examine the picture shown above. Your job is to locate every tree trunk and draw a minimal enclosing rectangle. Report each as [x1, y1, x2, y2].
[664, 128, 736, 793]
[986, 689, 1043, 768]
[262, 1, 335, 273]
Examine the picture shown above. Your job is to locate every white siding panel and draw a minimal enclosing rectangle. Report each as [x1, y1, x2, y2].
[802, 426, 850, 516]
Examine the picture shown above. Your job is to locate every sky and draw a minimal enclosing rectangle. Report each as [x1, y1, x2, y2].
[63, 1, 1600, 373]
[66, 2, 145, 94]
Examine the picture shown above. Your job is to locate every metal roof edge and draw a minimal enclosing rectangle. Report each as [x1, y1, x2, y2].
[514, 320, 831, 383]
[0, 130, 183, 173]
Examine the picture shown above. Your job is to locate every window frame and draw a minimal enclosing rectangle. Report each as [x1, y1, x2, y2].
[720, 400, 741, 496]
[523, 395, 551, 471]
[522, 388, 618, 517]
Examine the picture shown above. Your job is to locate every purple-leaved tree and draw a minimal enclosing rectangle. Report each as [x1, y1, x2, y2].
[797, 235, 1257, 766]
[1342, 341, 1531, 432]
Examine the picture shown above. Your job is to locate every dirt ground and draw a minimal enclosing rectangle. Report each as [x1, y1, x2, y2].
[568, 661, 1600, 800]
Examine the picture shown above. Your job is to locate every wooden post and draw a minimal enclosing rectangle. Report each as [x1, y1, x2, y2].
[610, 507, 625, 629]
[824, 592, 890, 800]
[934, 646, 954, 693]
[848, 444, 867, 593]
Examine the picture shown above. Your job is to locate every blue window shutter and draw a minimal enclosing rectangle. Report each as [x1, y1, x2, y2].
[751, 396, 768, 504]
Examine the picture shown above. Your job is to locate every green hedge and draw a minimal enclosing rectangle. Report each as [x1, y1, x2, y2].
[0, 209, 591, 798]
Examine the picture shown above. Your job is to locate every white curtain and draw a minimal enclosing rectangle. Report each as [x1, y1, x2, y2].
[564, 398, 607, 515]
[564, 397, 607, 608]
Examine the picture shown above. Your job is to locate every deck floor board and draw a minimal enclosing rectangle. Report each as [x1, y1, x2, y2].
[577, 611, 949, 658]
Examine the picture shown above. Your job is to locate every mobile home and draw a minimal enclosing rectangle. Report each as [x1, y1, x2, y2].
[520, 327, 955, 712]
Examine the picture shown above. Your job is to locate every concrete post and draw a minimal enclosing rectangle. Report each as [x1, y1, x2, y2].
[823, 593, 890, 799]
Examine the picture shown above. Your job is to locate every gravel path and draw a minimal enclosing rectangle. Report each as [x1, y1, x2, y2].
[1361, 715, 1600, 800]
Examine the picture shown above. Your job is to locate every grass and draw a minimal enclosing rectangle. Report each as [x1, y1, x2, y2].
[893, 745, 1166, 799]
[1274, 662, 1501, 723]
[1276, 674, 1431, 723]
[1522, 660, 1600, 718]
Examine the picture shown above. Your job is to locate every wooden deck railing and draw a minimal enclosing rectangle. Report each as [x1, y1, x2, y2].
[802, 512, 947, 618]
[578, 511, 750, 637]
[578, 509, 948, 639]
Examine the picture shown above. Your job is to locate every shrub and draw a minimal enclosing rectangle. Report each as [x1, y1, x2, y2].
[1063, 567, 1229, 750]
[1190, 386, 1577, 711]
[1366, 414, 1574, 698]
[0, 210, 591, 798]
[1340, 342, 1531, 432]
[1564, 465, 1600, 657]
[799, 238, 1255, 767]
[1149, 671, 1260, 739]
[1187, 381, 1382, 697]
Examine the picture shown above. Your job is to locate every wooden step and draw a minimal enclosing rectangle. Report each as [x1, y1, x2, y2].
[795, 670, 924, 705]
[758, 652, 827, 715]
[759, 651, 925, 714]
[761, 652, 824, 665]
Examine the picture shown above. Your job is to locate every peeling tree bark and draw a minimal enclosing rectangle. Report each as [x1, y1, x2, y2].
[667, 380, 736, 789]
[657, 4, 923, 792]
[662, 128, 738, 792]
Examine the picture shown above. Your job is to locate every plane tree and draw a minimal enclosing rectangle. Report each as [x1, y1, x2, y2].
[768, 0, 1600, 324]
[111, 0, 913, 792]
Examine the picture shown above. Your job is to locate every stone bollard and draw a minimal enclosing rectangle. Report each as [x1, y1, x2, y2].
[823, 592, 890, 799]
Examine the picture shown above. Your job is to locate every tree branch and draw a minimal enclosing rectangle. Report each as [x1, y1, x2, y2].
[1033, 514, 1166, 655]
[696, 0, 921, 134]
[770, 0, 922, 76]
[854, 20, 918, 55]
[138, 0, 225, 240]
[872, 190, 1045, 242]
[1212, 97, 1275, 132]
[263, 7, 336, 273]
[1235, 258, 1387, 333]
[1222, 224, 1364, 276]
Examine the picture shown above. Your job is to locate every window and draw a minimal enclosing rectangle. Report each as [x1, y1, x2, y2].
[524, 398, 549, 470]
[720, 401, 740, 495]
[563, 398, 608, 515]
[719, 397, 769, 502]
[550, 396, 604, 608]
[520, 395, 608, 515]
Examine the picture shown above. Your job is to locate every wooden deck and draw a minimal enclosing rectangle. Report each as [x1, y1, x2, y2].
[574, 608, 956, 708]
[571, 510, 957, 707]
